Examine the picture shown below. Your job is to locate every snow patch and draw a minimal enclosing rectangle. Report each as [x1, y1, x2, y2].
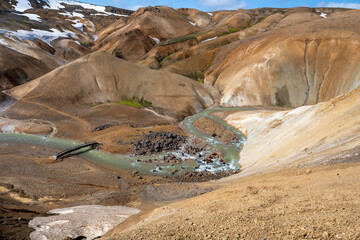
[207, 12, 213, 16]
[91, 13, 108, 16]
[189, 21, 197, 27]
[29, 205, 140, 240]
[47, 220, 70, 226]
[14, 0, 32, 11]
[149, 36, 160, 44]
[58, 11, 72, 17]
[60, 0, 106, 12]
[71, 19, 84, 31]
[201, 36, 217, 43]
[13, 0, 129, 17]
[15, 13, 42, 21]
[50, 209, 74, 215]
[72, 11, 84, 18]
[0, 38, 8, 46]
[320, 12, 328, 18]
[0, 28, 75, 44]
[46, 0, 128, 17]
[45, 0, 65, 10]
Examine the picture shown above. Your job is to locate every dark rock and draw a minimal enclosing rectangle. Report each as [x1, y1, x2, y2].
[92, 123, 118, 132]
[133, 131, 187, 155]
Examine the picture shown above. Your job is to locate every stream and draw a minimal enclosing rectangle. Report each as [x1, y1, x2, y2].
[0, 107, 252, 176]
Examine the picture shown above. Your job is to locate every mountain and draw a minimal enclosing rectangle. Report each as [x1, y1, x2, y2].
[0, 0, 132, 60]
[211, 9, 360, 107]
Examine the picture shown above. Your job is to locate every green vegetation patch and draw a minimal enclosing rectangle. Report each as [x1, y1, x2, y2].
[158, 33, 200, 47]
[160, 55, 170, 67]
[188, 71, 205, 84]
[157, 30, 212, 47]
[219, 27, 239, 37]
[260, 16, 268, 22]
[229, 27, 238, 33]
[115, 96, 152, 108]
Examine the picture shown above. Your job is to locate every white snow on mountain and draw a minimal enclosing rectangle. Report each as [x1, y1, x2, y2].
[12, 0, 129, 17]
[14, 0, 32, 11]
[0, 28, 75, 44]
[15, 13, 42, 21]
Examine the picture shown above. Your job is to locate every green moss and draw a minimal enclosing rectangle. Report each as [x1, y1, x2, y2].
[23, 20, 30, 24]
[78, 40, 87, 45]
[187, 72, 205, 83]
[190, 72, 197, 81]
[260, 16, 268, 22]
[199, 72, 204, 79]
[229, 27, 238, 33]
[218, 27, 239, 37]
[157, 31, 212, 47]
[219, 32, 230, 37]
[160, 55, 170, 67]
[207, 59, 214, 69]
[158, 33, 199, 47]
[115, 96, 152, 108]
[276, 102, 286, 107]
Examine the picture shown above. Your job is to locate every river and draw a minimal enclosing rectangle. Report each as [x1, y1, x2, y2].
[0, 107, 252, 176]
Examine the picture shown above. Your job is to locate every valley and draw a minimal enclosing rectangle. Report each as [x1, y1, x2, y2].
[0, 0, 359, 239]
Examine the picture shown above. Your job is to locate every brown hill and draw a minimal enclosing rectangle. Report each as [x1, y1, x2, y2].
[91, 6, 199, 59]
[0, 45, 52, 91]
[208, 10, 360, 107]
[94, 28, 157, 61]
[176, 8, 213, 28]
[5, 51, 219, 119]
[51, 38, 90, 61]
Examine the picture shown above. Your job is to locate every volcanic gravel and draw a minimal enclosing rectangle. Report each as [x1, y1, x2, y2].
[133, 131, 187, 155]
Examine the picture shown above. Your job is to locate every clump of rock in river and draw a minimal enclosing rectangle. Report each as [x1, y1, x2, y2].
[133, 131, 187, 155]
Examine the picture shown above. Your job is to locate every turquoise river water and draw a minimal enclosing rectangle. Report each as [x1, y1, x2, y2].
[0, 107, 253, 176]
